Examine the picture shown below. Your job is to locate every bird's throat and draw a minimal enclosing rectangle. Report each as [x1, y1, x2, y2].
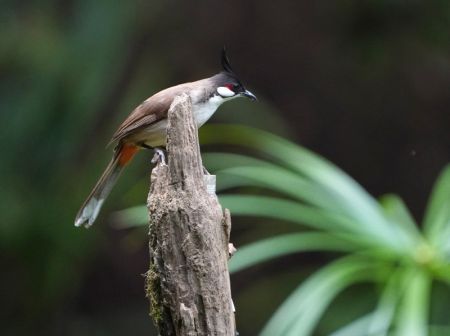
[192, 95, 223, 127]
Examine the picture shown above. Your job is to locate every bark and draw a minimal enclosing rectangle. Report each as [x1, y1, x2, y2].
[146, 94, 235, 336]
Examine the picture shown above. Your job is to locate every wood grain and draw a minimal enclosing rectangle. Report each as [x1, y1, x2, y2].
[146, 94, 235, 336]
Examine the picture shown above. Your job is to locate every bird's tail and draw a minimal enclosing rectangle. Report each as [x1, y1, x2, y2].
[75, 144, 139, 228]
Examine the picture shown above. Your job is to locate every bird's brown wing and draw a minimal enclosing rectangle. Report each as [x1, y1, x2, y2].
[110, 84, 191, 145]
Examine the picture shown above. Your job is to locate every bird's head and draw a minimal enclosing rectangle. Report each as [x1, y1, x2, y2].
[212, 48, 257, 102]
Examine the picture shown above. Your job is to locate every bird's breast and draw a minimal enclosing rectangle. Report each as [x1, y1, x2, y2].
[137, 95, 223, 148]
[192, 95, 223, 127]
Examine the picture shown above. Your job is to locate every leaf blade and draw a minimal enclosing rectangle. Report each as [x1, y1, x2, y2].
[201, 125, 404, 250]
[260, 256, 383, 336]
[394, 268, 431, 336]
[229, 232, 358, 273]
[423, 164, 450, 246]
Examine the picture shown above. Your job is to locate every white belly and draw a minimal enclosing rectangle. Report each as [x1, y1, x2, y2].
[141, 97, 222, 148]
[193, 100, 221, 127]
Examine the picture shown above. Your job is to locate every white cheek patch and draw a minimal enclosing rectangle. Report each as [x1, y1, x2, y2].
[217, 86, 235, 97]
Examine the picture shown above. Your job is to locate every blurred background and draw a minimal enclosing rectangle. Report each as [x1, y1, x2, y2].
[1, 0, 449, 335]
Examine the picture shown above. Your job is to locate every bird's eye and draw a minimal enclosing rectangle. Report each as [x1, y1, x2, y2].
[225, 83, 235, 91]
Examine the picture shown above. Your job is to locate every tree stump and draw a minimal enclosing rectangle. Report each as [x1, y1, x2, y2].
[146, 94, 235, 336]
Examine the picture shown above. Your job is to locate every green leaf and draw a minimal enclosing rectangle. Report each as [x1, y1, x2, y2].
[366, 270, 400, 335]
[329, 313, 376, 336]
[330, 271, 408, 335]
[395, 268, 431, 336]
[215, 166, 349, 214]
[113, 206, 147, 228]
[203, 152, 270, 171]
[229, 232, 358, 273]
[379, 194, 421, 245]
[423, 165, 450, 246]
[220, 193, 405, 252]
[260, 256, 383, 336]
[429, 325, 450, 335]
[220, 194, 365, 235]
[114, 193, 402, 252]
[329, 281, 398, 336]
[205, 152, 346, 213]
[201, 125, 403, 250]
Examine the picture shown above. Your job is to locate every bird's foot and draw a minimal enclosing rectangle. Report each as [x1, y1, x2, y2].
[151, 148, 166, 165]
[228, 243, 237, 258]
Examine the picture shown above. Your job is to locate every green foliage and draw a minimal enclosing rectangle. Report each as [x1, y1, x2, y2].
[0, 0, 141, 323]
[121, 125, 450, 335]
[2, 1, 449, 334]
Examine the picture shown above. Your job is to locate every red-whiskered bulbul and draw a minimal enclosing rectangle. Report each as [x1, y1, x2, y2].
[75, 49, 257, 228]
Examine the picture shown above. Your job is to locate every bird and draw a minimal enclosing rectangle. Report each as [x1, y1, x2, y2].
[75, 49, 257, 228]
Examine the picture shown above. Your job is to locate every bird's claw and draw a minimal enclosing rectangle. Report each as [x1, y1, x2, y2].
[151, 149, 166, 165]
[228, 243, 237, 257]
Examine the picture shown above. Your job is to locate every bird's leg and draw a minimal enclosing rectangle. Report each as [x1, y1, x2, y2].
[151, 148, 166, 165]
[140, 144, 167, 166]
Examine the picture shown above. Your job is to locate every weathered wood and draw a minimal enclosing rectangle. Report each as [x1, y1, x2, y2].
[146, 94, 235, 336]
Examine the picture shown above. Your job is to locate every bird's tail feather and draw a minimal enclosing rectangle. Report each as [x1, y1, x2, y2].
[75, 144, 138, 228]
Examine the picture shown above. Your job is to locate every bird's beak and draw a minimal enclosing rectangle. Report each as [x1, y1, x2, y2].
[241, 89, 258, 101]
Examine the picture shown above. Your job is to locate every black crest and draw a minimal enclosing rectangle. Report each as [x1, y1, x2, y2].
[221, 47, 235, 75]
